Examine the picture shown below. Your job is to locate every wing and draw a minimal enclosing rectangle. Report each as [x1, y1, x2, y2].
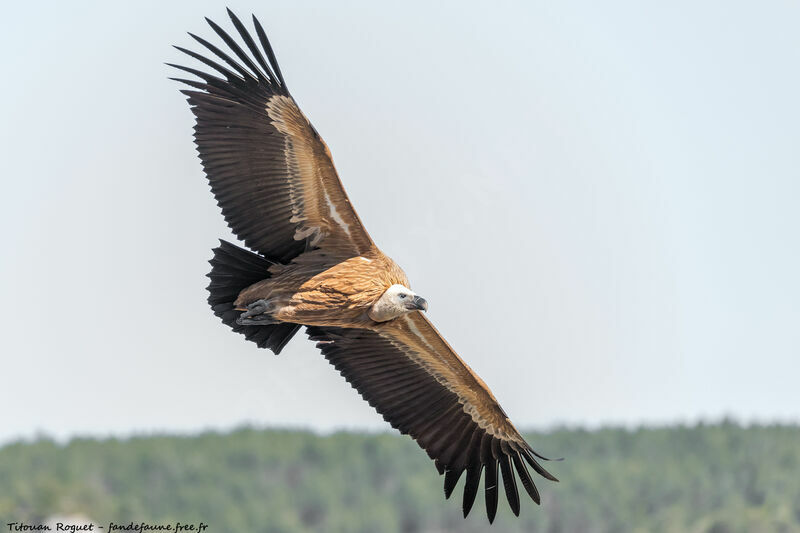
[307, 313, 558, 522]
[171, 10, 374, 263]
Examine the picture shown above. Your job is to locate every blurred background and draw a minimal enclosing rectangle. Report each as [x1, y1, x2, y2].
[1, 1, 798, 531]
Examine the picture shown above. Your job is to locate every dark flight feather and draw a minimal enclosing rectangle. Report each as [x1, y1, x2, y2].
[226, 8, 275, 84]
[252, 15, 286, 88]
[204, 17, 266, 84]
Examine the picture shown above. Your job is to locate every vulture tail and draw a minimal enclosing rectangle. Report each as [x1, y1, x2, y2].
[207, 239, 301, 354]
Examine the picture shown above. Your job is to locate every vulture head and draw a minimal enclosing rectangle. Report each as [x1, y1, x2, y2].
[368, 284, 428, 322]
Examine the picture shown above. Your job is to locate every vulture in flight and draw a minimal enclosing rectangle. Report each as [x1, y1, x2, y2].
[171, 10, 558, 522]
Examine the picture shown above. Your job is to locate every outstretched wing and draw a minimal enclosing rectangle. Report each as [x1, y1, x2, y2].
[307, 313, 558, 522]
[171, 10, 374, 263]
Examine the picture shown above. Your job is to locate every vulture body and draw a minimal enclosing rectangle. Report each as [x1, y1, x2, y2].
[172, 10, 558, 522]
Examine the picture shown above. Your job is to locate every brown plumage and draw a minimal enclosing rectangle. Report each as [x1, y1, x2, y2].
[171, 9, 558, 522]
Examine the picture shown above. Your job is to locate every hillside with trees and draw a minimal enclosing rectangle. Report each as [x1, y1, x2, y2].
[1, 422, 798, 532]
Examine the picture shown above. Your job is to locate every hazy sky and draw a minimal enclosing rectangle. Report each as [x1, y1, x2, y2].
[1, 1, 798, 445]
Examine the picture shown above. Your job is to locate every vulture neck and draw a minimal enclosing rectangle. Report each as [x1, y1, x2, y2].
[368, 303, 401, 323]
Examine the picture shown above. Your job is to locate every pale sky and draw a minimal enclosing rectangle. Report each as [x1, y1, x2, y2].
[1, 1, 798, 445]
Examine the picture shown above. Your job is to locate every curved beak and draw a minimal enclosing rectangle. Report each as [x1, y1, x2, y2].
[411, 295, 428, 312]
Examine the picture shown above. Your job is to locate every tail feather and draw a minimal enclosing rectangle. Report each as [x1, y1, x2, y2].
[207, 239, 300, 354]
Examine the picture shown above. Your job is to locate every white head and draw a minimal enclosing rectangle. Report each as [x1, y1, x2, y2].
[368, 284, 429, 322]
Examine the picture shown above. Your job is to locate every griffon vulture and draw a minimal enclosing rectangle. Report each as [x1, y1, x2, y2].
[171, 10, 558, 522]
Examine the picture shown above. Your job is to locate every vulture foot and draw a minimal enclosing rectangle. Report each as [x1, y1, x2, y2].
[236, 299, 279, 326]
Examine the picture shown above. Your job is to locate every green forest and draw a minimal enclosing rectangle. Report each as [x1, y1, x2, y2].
[1, 422, 798, 532]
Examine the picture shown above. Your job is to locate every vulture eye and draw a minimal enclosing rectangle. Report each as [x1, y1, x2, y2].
[399, 294, 407, 299]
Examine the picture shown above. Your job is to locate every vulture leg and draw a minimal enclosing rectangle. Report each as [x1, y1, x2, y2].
[236, 299, 279, 325]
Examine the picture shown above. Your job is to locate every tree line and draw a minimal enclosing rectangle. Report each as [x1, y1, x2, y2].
[1, 421, 798, 532]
